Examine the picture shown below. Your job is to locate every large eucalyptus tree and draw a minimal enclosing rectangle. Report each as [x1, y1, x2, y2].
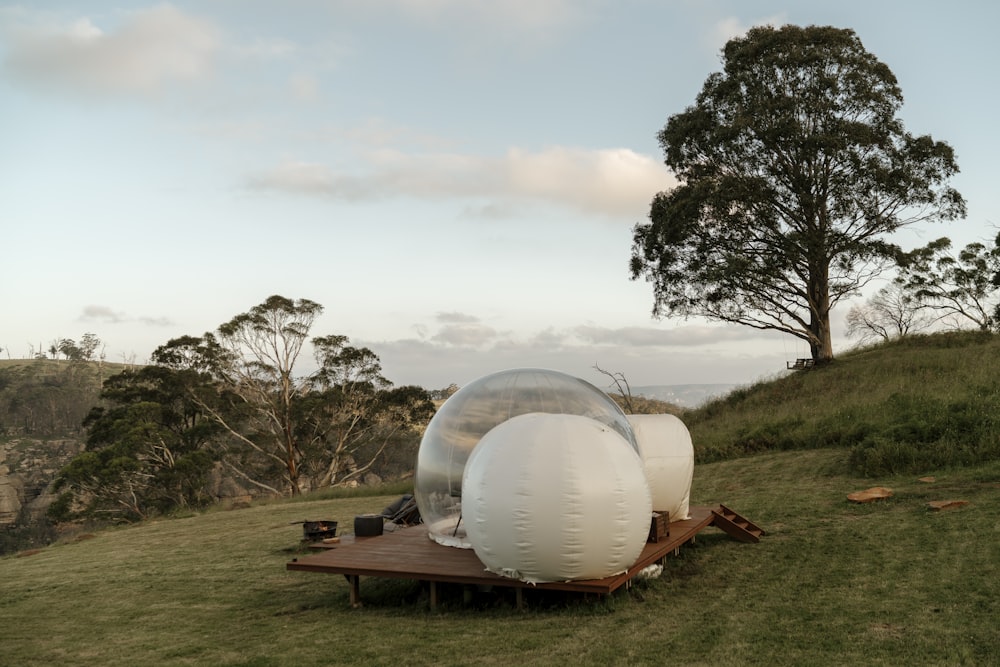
[630, 25, 965, 363]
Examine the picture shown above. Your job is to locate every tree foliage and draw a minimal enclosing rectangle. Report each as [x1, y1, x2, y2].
[895, 234, 1000, 332]
[51, 366, 220, 522]
[54, 333, 102, 362]
[47, 296, 434, 519]
[152, 295, 434, 496]
[630, 25, 965, 363]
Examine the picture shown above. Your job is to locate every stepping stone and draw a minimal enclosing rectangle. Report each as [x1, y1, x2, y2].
[847, 487, 893, 503]
[927, 500, 969, 511]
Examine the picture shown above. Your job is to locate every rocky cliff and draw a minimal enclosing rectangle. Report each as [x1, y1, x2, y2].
[0, 438, 84, 528]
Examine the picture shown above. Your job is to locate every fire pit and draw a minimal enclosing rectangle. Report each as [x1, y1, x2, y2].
[301, 520, 338, 541]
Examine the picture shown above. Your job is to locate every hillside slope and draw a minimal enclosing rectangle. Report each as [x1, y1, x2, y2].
[685, 331, 1000, 474]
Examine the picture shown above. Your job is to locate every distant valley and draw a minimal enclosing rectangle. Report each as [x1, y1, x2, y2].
[630, 384, 736, 408]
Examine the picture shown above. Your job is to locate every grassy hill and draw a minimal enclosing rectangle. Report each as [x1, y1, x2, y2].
[3, 330, 1000, 665]
[684, 330, 1000, 475]
[2, 449, 997, 666]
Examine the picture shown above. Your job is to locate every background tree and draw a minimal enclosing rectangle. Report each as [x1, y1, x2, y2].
[845, 282, 930, 344]
[58, 338, 81, 361]
[630, 25, 965, 364]
[895, 234, 1000, 332]
[297, 336, 435, 488]
[153, 295, 433, 496]
[428, 384, 459, 401]
[79, 333, 101, 361]
[51, 366, 220, 522]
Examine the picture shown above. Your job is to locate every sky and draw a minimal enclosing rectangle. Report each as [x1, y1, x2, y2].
[2, 1, 998, 392]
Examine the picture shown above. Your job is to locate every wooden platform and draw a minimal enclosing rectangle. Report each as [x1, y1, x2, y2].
[287, 505, 720, 608]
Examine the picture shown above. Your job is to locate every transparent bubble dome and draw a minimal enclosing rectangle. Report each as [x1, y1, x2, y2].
[413, 368, 638, 547]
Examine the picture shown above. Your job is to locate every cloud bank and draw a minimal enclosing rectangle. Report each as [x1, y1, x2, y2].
[248, 146, 674, 218]
[1, 5, 219, 95]
[365, 316, 784, 389]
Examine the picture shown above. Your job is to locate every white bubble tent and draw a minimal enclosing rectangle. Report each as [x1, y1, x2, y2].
[413, 368, 695, 583]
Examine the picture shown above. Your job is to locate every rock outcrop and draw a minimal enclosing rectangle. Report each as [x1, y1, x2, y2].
[0, 464, 24, 525]
[0, 438, 85, 528]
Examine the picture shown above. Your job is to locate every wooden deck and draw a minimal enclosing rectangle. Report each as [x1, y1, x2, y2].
[287, 505, 720, 608]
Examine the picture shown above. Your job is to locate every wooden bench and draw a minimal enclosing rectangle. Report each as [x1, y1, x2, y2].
[786, 358, 815, 370]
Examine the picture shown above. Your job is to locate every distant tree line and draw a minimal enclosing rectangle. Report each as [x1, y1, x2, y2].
[846, 232, 1000, 344]
[0, 334, 107, 436]
[49, 296, 436, 523]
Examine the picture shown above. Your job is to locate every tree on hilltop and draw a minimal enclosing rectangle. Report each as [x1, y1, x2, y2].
[845, 281, 930, 344]
[630, 24, 965, 365]
[894, 233, 1000, 332]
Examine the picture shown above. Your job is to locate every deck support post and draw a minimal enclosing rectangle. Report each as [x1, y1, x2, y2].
[429, 580, 438, 610]
[515, 587, 524, 611]
[348, 575, 361, 608]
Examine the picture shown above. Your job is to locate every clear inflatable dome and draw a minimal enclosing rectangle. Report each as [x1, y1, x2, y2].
[414, 368, 638, 547]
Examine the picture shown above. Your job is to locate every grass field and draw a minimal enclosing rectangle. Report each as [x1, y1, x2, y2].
[3, 447, 997, 666]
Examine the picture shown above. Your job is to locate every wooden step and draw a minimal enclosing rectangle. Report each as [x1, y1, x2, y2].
[711, 505, 765, 543]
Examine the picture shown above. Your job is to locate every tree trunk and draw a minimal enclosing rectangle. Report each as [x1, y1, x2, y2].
[809, 260, 835, 364]
[815, 313, 834, 363]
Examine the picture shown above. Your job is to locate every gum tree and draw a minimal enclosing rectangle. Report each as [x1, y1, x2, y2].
[153, 296, 433, 496]
[630, 25, 965, 364]
[895, 234, 1000, 331]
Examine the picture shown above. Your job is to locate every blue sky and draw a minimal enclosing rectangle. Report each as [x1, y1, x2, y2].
[2, 1, 998, 391]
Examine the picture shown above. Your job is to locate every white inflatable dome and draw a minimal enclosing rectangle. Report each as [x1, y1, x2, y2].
[414, 368, 637, 547]
[462, 413, 652, 583]
[627, 414, 694, 521]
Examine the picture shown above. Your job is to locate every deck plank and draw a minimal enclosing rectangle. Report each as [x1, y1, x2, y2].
[287, 506, 717, 598]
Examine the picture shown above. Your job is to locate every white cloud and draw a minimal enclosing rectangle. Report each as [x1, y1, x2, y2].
[79, 305, 173, 327]
[247, 161, 359, 197]
[80, 304, 126, 323]
[247, 146, 674, 219]
[343, 0, 590, 35]
[436, 312, 481, 324]
[365, 324, 784, 389]
[504, 146, 672, 217]
[431, 323, 499, 347]
[572, 324, 755, 347]
[1, 4, 219, 95]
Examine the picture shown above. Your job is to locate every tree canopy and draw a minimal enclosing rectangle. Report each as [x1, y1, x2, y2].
[151, 295, 434, 496]
[630, 24, 965, 363]
[894, 233, 1000, 332]
[52, 296, 436, 519]
[51, 365, 220, 521]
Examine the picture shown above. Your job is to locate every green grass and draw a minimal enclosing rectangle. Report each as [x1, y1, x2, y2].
[3, 448, 998, 666]
[686, 331, 1000, 474]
